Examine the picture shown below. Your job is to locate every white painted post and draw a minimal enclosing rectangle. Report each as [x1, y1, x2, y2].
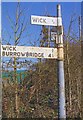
[57, 4, 66, 119]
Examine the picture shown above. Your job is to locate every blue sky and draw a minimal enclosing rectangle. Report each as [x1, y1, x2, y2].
[2, 0, 82, 2]
[2, 2, 81, 46]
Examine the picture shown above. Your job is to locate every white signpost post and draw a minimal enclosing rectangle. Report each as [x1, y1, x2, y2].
[1, 45, 57, 59]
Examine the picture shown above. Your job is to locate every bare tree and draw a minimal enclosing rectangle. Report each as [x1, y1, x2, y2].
[64, 14, 81, 118]
[2, 2, 30, 118]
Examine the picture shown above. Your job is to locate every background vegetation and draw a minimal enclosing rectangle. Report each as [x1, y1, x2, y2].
[2, 2, 82, 119]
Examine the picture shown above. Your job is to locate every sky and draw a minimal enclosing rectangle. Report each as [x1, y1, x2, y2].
[1, 0, 82, 2]
[1, 2, 81, 70]
[2, 2, 81, 45]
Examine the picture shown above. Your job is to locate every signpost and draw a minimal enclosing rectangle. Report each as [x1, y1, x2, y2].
[31, 15, 62, 26]
[1, 4, 66, 119]
[1, 45, 57, 59]
[31, 5, 66, 119]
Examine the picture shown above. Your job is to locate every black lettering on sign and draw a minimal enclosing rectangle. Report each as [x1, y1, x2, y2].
[39, 18, 46, 23]
[26, 52, 29, 57]
[2, 51, 45, 58]
[9, 46, 12, 51]
[17, 52, 20, 56]
[21, 52, 26, 56]
[38, 53, 40, 57]
[39, 53, 44, 57]
[14, 52, 16, 56]
[2, 46, 7, 51]
[13, 46, 16, 51]
[32, 17, 46, 24]
[43, 18, 46, 23]
[2, 51, 5, 56]
[6, 52, 9, 56]
[34, 53, 37, 57]
[40, 18, 43, 23]
[42, 53, 44, 57]
[48, 54, 51, 57]
[37, 18, 40, 23]
[10, 52, 13, 56]
[2, 46, 16, 51]
[32, 18, 38, 23]
[29, 52, 32, 56]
